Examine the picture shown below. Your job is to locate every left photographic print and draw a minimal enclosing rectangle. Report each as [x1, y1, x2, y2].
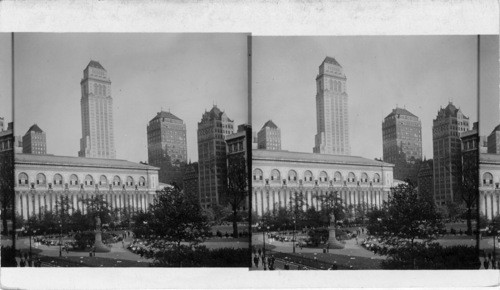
[9, 33, 250, 267]
[0, 33, 16, 267]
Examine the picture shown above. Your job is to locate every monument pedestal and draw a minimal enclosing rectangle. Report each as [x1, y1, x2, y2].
[327, 227, 345, 249]
[94, 231, 111, 252]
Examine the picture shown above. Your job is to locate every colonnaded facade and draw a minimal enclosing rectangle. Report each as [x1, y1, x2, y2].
[15, 153, 159, 220]
[252, 149, 396, 217]
[479, 153, 500, 220]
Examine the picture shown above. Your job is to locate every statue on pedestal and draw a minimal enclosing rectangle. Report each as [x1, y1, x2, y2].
[327, 212, 344, 249]
[93, 215, 110, 253]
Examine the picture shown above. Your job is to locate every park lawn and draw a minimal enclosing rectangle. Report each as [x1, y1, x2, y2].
[294, 252, 382, 270]
[39, 255, 150, 267]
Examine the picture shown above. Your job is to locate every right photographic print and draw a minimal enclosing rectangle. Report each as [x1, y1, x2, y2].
[478, 35, 500, 270]
[251, 35, 497, 270]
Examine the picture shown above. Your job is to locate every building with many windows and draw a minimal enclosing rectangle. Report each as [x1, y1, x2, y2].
[432, 102, 470, 206]
[79, 61, 116, 159]
[22, 124, 47, 155]
[382, 107, 422, 163]
[197, 105, 234, 209]
[313, 57, 350, 156]
[252, 149, 395, 217]
[257, 120, 281, 150]
[183, 161, 199, 200]
[15, 153, 159, 220]
[226, 124, 251, 211]
[487, 125, 500, 154]
[147, 111, 187, 185]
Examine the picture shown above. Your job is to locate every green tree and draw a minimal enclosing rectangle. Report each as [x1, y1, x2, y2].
[139, 187, 209, 247]
[367, 183, 444, 247]
[0, 149, 14, 238]
[226, 154, 248, 237]
[80, 193, 112, 229]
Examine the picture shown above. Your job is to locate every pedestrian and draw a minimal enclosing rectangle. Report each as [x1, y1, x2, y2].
[484, 258, 490, 269]
[327, 244, 330, 253]
[27, 257, 33, 267]
[122, 240, 125, 248]
[253, 255, 259, 268]
[20, 258, 26, 267]
[258, 248, 262, 256]
[355, 236, 358, 245]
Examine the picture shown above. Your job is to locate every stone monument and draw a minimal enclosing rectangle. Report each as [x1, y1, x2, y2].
[93, 216, 111, 252]
[327, 213, 344, 249]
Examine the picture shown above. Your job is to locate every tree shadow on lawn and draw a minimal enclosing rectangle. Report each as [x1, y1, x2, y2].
[38, 255, 150, 267]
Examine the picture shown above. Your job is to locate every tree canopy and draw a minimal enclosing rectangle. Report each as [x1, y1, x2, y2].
[367, 183, 444, 246]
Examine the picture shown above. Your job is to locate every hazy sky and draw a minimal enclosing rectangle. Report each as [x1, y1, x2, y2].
[252, 36, 496, 160]
[479, 35, 500, 136]
[0, 33, 12, 123]
[14, 33, 248, 162]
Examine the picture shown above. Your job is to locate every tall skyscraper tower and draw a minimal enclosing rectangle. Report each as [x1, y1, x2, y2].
[257, 120, 281, 150]
[22, 124, 47, 155]
[78, 60, 116, 159]
[313, 57, 350, 155]
[197, 105, 234, 209]
[382, 107, 422, 163]
[147, 111, 188, 184]
[432, 102, 469, 206]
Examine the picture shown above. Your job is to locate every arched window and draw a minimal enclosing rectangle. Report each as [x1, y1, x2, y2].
[270, 169, 280, 181]
[329, 79, 334, 90]
[319, 171, 328, 182]
[361, 173, 368, 183]
[373, 173, 381, 183]
[113, 176, 121, 186]
[36, 173, 46, 185]
[304, 170, 313, 182]
[18, 172, 28, 185]
[99, 175, 108, 186]
[126, 176, 134, 186]
[139, 176, 146, 187]
[70, 174, 79, 186]
[253, 169, 263, 181]
[347, 172, 356, 183]
[84, 175, 94, 186]
[483, 172, 494, 186]
[288, 170, 297, 182]
[53, 174, 63, 185]
[334, 171, 342, 183]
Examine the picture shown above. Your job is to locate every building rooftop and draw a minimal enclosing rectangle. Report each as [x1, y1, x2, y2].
[253, 149, 393, 167]
[16, 153, 159, 171]
[323, 56, 342, 67]
[87, 60, 105, 70]
[385, 107, 417, 119]
[25, 124, 44, 134]
[150, 111, 182, 123]
[261, 120, 278, 129]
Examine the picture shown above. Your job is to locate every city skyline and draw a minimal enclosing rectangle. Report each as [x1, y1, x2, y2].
[14, 33, 248, 163]
[253, 36, 486, 160]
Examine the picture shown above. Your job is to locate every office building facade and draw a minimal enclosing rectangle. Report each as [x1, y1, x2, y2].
[78, 61, 116, 159]
[313, 57, 350, 155]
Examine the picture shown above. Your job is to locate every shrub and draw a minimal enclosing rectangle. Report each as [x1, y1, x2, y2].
[381, 242, 479, 269]
[149, 245, 248, 267]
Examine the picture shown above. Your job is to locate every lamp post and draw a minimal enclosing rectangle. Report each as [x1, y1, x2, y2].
[59, 222, 62, 257]
[260, 225, 269, 270]
[292, 218, 296, 253]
